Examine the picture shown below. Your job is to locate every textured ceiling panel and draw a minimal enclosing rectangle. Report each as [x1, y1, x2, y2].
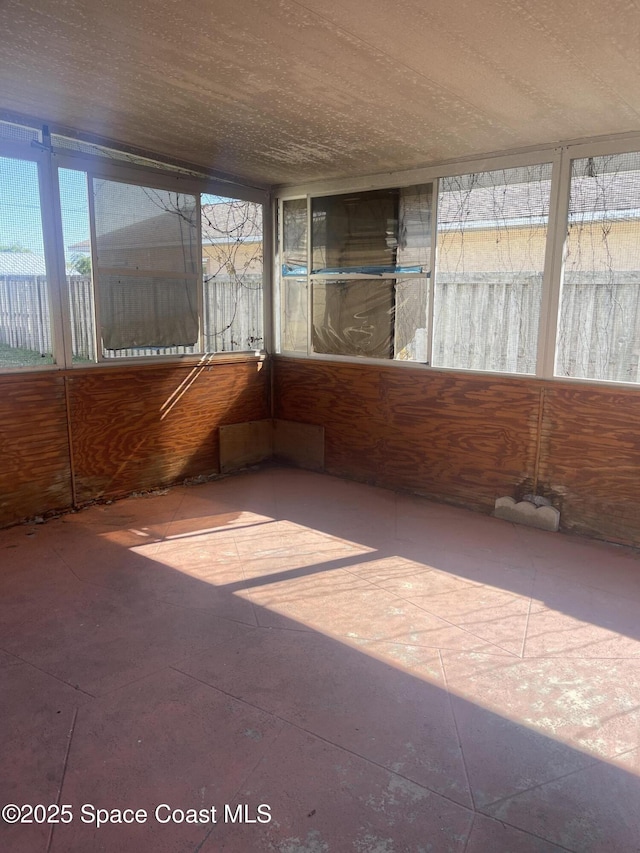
[1, 0, 640, 185]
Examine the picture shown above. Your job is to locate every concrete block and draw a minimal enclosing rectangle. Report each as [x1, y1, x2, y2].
[493, 495, 560, 532]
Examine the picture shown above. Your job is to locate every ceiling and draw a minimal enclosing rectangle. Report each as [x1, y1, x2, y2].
[2, 0, 640, 188]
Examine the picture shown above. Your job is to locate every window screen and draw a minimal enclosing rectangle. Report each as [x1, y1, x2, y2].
[433, 164, 552, 374]
[201, 194, 263, 352]
[92, 179, 199, 352]
[282, 198, 307, 275]
[281, 199, 308, 352]
[556, 153, 640, 383]
[0, 155, 53, 368]
[59, 168, 95, 362]
[0, 121, 40, 145]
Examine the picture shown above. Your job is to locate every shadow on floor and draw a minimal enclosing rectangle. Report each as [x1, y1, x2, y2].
[1, 466, 638, 852]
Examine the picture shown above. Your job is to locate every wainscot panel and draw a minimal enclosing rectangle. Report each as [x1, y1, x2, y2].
[68, 360, 270, 503]
[0, 372, 72, 527]
[274, 358, 640, 546]
[539, 384, 640, 545]
[273, 358, 541, 511]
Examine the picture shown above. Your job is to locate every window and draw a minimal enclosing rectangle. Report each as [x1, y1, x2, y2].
[433, 164, 552, 374]
[93, 179, 200, 355]
[280, 198, 308, 353]
[59, 168, 95, 362]
[556, 152, 640, 383]
[201, 194, 263, 353]
[1, 126, 265, 370]
[0, 153, 54, 368]
[58, 169, 264, 362]
[6, 116, 640, 383]
[281, 185, 432, 361]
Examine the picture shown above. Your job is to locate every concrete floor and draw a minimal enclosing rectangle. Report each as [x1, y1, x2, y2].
[1, 466, 639, 853]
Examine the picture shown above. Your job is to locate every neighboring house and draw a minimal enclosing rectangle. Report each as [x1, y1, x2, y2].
[202, 201, 263, 276]
[69, 200, 263, 278]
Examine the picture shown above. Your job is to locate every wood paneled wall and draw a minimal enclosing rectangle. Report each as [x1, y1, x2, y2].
[0, 372, 72, 527]
[539, 385, 640, 545]
[0, 359, 269, 527]
[3, 355, 639, 546]
[68, 360, 270, 502]
[274, 357, 640, 546]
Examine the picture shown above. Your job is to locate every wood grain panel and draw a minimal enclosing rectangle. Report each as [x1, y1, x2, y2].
[539, 384, 640, 544]
[274, 358, 541, 509]
[220, 420, 273, 473]
[0, 373, 72, 527]
[379, 368, 541, 505]
[273, 419, 325, 470]
[4, 357, 640, 546]
[68, 360, 269, 502]
[275, 357, 640, 545]
[275, 359, 390, 481]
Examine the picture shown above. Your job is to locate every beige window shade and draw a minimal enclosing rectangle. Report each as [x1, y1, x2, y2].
[92, 179, 199, 350]
[97, 275, 198, 350]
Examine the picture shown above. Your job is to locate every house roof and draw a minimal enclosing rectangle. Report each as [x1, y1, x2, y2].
[439, 166, 640, 226]
[202, 202, 262, 244]
[0, 252, 47, 276]
[2, 1, 640, 187]
[69, 201, 262, 254]
[68, 200, 262, 252]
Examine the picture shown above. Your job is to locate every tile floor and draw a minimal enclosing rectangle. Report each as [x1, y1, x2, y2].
[1, 466, 639, 852]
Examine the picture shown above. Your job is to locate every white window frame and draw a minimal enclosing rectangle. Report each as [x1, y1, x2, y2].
[277, 153, 553, 372]
[53, 151, 269, 368]
[0, 126, 269, 373]
[0, 138, 66, 372]
[546, 137, 640, 384]
[275, 132, 640, 386]
[278, 183, 436, 366]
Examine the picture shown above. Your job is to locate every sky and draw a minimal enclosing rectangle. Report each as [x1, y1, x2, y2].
[59, 168, 91, 262]
[0, 156, 90, 261]
[1, 155, 234, 265]
[0, 155, 46, 253]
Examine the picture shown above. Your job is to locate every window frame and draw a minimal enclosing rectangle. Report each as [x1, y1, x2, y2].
[275, 136, 640, 386]
[53, 151, 269, 369]
[0, 129, 269, 374]
[278, 184, 436, 366]
[0, 138, 66, 373]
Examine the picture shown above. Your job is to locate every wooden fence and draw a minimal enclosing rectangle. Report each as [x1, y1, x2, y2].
[432, 272, 640, 382]
[0, 275, 264, 361]
[1, 273, 639, 382]
[432, 273, 541, 374]
[0, 276, 52, 355]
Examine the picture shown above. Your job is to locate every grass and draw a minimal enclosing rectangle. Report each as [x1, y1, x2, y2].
[0, 341, 54, 368]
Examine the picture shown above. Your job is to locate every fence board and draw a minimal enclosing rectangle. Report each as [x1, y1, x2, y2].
[0, 275, 264, 361]
[1, 273, 639, 382]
